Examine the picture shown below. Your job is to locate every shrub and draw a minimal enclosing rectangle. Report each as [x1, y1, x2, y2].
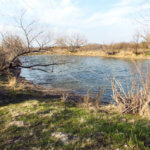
[112, 64, 150, 116]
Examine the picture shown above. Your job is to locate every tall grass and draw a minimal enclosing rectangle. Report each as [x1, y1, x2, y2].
[112, 64, 150, 116]
[8, 76, 17, 88]
[82, 87, 105, 114]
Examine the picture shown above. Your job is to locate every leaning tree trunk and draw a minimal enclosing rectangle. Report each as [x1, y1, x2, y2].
[0, 52, 21, 70]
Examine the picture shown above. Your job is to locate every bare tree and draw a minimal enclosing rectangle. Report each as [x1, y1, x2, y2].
[140, 30, 150, 47]
[134, 0, 150, 54]
[0, 12, 63, 73]
[55, 36, 68, 48]
[132, 31, 140, 55]
[56, 33, 87, 52]
[67, 33, 87, 52]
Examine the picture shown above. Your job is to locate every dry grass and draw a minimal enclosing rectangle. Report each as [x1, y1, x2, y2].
[61, 93, 68, 103]
[112, 64, 150, 117]
[29, 48, 150, 59]
[82, 88, 105, 114]
[8, 76, 17, 88]
[7, 76, 26, 90]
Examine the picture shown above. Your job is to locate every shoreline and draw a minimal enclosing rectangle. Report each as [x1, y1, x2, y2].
[29, 49, 150, 60]
[18, 77, 109, 105]
[0, 74, 109, 106]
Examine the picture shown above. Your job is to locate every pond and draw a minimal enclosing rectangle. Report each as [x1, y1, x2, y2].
[20, 55, 150, 102]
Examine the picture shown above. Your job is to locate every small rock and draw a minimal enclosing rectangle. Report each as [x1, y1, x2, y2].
[9, 121, 25, 127]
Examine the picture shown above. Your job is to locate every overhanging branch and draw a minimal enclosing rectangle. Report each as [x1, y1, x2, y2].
[21, 62, 67, 68]
[19, 62, 69, 73]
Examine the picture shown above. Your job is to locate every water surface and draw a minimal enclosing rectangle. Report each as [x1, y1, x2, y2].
[20, 55, 150, 102]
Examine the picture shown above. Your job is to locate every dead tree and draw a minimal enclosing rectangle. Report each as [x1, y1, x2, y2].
[56, 33, 87, 52]
[0, 12, 63, 73]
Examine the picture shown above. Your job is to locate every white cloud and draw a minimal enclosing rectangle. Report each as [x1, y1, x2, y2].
[20, 0, 83, 26]
[115, 0, 147, 7]
[0, 0, 150, 43]
[84, 0, 150, 27]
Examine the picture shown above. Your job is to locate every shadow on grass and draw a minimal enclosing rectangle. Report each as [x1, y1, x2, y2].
[0, 73, 62, 106]
[0, 87, 62, 107]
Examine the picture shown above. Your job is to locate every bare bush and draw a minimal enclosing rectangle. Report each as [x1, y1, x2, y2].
[68, 33, 87, 51]
[55, 36, 68, 48]
[56, 33, 87, 52]
[112, 65, 150, 115]
[0, 34, 25, 70]
[102, 42, 119, 55]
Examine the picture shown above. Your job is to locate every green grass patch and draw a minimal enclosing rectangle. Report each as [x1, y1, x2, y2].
[0, 75, 150, 149]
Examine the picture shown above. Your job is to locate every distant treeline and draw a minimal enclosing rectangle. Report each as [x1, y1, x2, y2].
[84, 42, 148, 51]
[53, 41, 150, 55]
[77, 41, 150, 55]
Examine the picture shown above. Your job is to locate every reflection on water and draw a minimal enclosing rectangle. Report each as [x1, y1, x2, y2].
[20, 55, 150, 102]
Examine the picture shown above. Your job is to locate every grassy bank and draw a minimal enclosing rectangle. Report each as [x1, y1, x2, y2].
[29, 48, 150, 60]
[0, 74, 150, 149]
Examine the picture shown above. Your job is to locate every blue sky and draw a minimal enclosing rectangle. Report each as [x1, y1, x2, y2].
[0, 0, 150, 43]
